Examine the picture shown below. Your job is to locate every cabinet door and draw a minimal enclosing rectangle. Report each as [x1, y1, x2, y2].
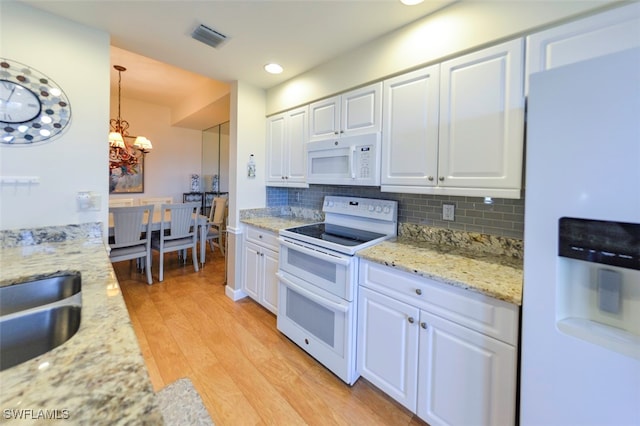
[266, 113, 286, 185]
[525, 3, 640, 94]
[261, 248, 279, 314]
[242, 241, 261, 301]
[381, 66, 440, 189]
[309, 95, 340, 141]
[286, 106, 308, 185]
[341, 82, 382, 137]
[358, 286, 420, 412]
[417, 310, 517, 426]
[438, 38, 524, 193]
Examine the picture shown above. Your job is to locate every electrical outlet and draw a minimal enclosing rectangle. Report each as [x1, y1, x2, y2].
[443, 204, 455, 221]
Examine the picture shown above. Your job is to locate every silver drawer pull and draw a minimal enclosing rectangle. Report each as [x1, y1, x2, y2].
[421, 322, 428, 329]
[408, 317, 415, 324]
[415, 289, 422, 295]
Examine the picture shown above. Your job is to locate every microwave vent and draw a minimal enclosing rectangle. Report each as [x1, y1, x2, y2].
[191, 24, 229, 49]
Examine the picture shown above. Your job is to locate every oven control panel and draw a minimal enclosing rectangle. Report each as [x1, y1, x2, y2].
[323, 196, 397, 222]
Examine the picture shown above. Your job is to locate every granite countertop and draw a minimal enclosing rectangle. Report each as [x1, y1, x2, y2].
[239, 211, 523, 305]
[357, 237, 523, 305]
[240, 209, 323, 234]
[240, 216, 318, 234]
[0, 224, 162, 425]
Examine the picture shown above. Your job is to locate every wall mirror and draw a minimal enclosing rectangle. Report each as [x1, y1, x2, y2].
[202, 121, 229, 196]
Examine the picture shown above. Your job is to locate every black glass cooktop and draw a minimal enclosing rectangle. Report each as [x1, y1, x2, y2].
[286, 223, 386, 247]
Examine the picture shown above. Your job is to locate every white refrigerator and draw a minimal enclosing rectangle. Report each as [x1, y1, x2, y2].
[520, 47, 640, 425]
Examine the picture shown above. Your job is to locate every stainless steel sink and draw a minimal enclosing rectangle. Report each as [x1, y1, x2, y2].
[0, 272, 82, 371]
[0, 305, 81, 371]
[0, 272, 81, 316]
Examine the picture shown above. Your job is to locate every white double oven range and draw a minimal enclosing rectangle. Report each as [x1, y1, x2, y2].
[277, 196, 398, 385]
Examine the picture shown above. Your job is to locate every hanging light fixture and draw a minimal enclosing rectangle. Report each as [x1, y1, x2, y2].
[109, 65, 152, 153]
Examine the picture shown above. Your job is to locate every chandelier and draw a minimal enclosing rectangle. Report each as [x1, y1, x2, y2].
[108, 65, 152, 153]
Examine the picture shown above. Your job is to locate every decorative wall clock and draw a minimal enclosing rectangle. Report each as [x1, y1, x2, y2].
[0, 58, 71, 145]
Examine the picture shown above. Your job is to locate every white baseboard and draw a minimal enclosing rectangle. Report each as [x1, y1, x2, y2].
[225, 285, 247, 301]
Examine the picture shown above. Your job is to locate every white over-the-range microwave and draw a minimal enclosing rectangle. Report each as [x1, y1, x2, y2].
[306, 132, 381, 186]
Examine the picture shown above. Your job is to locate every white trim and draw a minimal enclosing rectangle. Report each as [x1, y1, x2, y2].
[380, 185, 522, 199]
[225, 285, 247, 301]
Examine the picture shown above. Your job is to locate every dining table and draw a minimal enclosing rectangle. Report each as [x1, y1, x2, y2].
[108, 209, 211, 266]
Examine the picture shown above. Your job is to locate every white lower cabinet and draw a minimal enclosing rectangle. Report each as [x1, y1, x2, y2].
[417, 310, 516, 426]
[357, 260, 519, 426]
[242, 225, 279, 314]
[358, 286, 420, 411]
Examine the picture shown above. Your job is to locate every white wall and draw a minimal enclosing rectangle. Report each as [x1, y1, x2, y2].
[228, 82, 267, 229]
[266, 0, 616, 114]
[227, 81, 266, 293]
[0, 2, 110, 232]
[108, 97, 201, 204]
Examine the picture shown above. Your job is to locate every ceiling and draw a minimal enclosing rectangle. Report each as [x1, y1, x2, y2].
[22, 0, 457, 128]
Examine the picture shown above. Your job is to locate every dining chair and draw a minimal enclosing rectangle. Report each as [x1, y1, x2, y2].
[108, 205, 154, 285]
[202, 197, 227, 264]
[151, 202, 200, 282]
[109, 198, 135, 208]
[140, 196, 173, 214]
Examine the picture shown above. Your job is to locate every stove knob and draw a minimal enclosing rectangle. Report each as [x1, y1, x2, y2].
[375, 206, 382, 213]
[383, 206, 391, 214]
[368, 205, 375, 212]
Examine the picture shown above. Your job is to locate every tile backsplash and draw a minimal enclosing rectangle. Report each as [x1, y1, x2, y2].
[267, 185, 524, 240]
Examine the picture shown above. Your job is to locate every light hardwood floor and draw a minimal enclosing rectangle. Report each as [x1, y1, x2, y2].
[114, 248, 427, 425]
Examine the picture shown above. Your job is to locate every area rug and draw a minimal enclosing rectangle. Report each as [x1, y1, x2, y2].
[156, 378, 214, 426]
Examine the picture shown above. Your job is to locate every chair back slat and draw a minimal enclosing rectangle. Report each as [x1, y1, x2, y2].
[140, 197, 173, 214]
[210, 197, 227, 225]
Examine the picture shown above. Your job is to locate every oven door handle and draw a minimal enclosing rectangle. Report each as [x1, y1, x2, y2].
[277, 272, 349, 313]
[279, 238, 351, 266]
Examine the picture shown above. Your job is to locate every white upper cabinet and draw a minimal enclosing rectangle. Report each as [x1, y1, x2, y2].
[309, 82, 382, 141]
[266, 105, 309, 187]
[382, 39, 525, 198]
[381, 65, 440, 188]
[438, 38, 524, 195]
[526, 2, 640, 94]
[266, 113, 286, 183]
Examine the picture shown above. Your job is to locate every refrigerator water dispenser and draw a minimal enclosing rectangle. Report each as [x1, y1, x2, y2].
[556, 218, 640, 359]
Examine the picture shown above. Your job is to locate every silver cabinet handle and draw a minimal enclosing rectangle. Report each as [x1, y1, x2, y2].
[340, 130, 344, 134]
[258, 235, 263, 238]
[421, 322, 427, 329]
[439, 176, 445, 181]
[415, 289, 422, 295]
[334, 131, 339, 135]
[408, 317, 415, 324]
[427, 176, 434, 181]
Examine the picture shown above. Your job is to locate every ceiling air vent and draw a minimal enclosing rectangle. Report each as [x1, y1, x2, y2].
[191, 24, 229, 49]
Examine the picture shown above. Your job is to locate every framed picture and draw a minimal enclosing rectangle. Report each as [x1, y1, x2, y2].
[109, 140, 144, 193]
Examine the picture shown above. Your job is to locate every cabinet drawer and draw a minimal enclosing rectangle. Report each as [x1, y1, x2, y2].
[359, 260, 519, 345]
[245, 226, 279, 251]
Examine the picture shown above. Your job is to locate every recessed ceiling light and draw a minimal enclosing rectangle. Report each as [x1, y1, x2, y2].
[264, 63, 283, 74]
[400, 0, 424, 5]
